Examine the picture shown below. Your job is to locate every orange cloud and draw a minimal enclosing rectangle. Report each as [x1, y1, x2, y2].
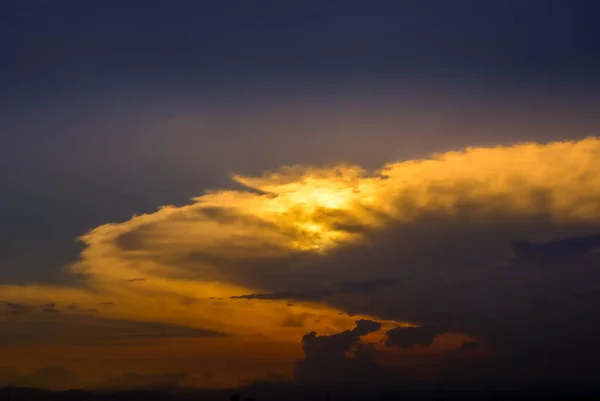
[2, 137, 600, 387]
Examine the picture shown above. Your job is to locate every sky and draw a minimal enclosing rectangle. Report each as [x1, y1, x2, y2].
[2, 0, 600, 396]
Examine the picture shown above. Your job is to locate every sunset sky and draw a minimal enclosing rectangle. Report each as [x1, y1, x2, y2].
[2, 1, 600, 395]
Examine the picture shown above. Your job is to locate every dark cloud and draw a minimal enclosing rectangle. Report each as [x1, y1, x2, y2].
[225, 205, 600, 387]
[510, 232, 600, 267]
[231, 278, 397, 302]
[385, 325, 440, 349]
[0, 311, 224, 346]
[231, 289, 334, 302]
[295, 320, 386, 386]
[301, 320, 381, 362]
[3, 301, 101, 317]
[126, 277, 146, 283]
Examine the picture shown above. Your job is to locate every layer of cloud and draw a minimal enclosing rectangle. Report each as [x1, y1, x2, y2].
[2, 137, 600, 388]
[0, 302, 224, 346]
[231, 278, 398, 301]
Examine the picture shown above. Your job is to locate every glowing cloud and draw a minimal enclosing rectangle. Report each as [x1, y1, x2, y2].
[2, 137, 600, 387]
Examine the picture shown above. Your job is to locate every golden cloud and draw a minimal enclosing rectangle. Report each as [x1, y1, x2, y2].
[1, 137, 600, 386]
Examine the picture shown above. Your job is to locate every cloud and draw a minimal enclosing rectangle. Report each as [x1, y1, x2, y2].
[511, 232, 600, 267]
[301, 319, 381, 361]
[295, 320, 387, 385]
[0, 307, 224, 346]
[231, 278, 397, 302]
[232, 289, 335, 302]
[385, 325, 440, 349]
[2, 137, 600, 387]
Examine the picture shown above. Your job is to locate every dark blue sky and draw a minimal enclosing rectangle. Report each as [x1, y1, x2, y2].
[3, 0, 600, 93]
[2, 0, 600, 284]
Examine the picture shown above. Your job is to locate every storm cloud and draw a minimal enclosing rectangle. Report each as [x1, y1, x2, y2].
[2, 138, 600, 388]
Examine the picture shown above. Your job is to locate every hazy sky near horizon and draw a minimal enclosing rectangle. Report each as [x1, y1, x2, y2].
[2, 0, 600, 392]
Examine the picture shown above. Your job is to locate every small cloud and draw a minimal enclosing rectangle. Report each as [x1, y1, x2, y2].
[385, 325, 440, 349]
[126, 277, 146, 283]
